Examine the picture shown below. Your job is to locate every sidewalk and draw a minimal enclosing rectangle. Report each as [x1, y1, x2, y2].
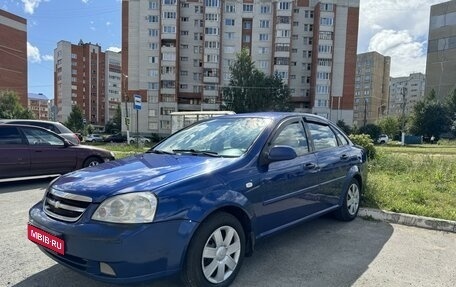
[359, 207, 456, 233]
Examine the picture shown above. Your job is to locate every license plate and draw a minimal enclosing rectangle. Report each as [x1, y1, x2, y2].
[28, 224, 65, 255]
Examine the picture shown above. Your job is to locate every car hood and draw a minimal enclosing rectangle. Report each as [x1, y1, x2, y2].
[51, 153, 235, 202]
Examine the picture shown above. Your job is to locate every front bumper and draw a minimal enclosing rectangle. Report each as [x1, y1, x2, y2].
[28, 202, 197, 284]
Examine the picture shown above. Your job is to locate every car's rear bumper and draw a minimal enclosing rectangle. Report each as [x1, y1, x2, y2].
[28, 202, 197, 284]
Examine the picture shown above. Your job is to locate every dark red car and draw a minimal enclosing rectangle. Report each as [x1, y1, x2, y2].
[0, 124, 115, 180]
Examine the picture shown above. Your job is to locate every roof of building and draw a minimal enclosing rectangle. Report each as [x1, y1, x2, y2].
[28, 93, 48, 101]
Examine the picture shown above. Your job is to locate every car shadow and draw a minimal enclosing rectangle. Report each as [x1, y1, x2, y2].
[12, 217, 393, 287]
[0, 177, 54, 195]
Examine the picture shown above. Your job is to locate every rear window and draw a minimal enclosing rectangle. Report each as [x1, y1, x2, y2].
[0, 126, 23, 145]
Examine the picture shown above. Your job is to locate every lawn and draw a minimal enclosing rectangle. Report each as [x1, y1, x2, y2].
[364, 144, 456, 221]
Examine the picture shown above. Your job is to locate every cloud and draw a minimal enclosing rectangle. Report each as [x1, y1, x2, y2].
[106, 21, 111, 26]
[42, 54, 53, 61]
[368, 30, 426, 77]
[22, 0, 45, 14]
[359, 0, 449, 76]
[106, 47, 121, 53]
[81, 0, 89, 3]
[27, 42, 41, 63]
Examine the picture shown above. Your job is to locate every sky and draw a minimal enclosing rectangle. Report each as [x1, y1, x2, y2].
[0, 0, 450, 100]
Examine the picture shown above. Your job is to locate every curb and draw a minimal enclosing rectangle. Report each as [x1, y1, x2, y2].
[358, 208, 456, 233]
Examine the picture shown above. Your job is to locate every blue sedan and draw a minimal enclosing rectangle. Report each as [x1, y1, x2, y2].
[28, 112, 367, 286]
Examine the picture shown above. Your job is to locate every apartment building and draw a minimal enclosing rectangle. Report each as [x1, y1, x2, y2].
[122, 0, 359, 135]
[353, 51, 390, 127]
[54, 40, 122, 126]
[28, 93, 50, 120]
[389, 73, 426, 118]
[425, 0, 456, 100]
[0, 9, 27, 107]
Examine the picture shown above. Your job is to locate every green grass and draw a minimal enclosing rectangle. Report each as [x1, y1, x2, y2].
[84, 142, 150, 158]
[364, 145, 456, 221]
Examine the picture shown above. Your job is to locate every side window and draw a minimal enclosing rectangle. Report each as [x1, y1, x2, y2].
[21, 127, 64, 146]
[272, 122, 309, 156]
[333, 127, 349, 146]
[307, 122, 338, 150]
[0, 127, 23, 145]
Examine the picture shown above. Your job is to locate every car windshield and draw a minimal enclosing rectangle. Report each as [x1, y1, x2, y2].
[153, 117, 272, 157]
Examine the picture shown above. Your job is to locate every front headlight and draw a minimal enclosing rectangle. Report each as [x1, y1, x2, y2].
[92, 192, 157, 223]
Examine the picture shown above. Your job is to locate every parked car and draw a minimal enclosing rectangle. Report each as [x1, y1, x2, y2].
[0, 119, 80, 145]
[0, 124, 115, 180]
[377, 134, 389, 144]
[85, 134, 104, 143]
[28, 113, 367, 286]
[104, 133, 127, 143]
[129, 136, 151, 145]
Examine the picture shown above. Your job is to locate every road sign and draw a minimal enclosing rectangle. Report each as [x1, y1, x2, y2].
[134, 94, 141, 110]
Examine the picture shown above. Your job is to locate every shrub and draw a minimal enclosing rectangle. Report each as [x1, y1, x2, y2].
[349, 133, 376, 160]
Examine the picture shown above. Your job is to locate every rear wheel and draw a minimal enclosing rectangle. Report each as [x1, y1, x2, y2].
[182, 212, 245, 287]
[334, 179, 360, 221]
[83, 156, 102, 168]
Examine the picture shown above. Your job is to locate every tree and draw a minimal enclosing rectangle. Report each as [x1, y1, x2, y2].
[446, 89, 456, 136]
[105, 105, 121, 134]
[0, 90, 35, 119]
[357, 123, 382, 141]
[409, 90, 449, 137]
[336, 119, 352, 135]
[222, 49, 293, 112]
[65, 105, 84, 133]
[377, 116, 400, 139]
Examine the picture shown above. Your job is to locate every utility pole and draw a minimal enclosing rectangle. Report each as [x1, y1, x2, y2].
[123, 74, 130, 142]
[400, 86, 407, 145]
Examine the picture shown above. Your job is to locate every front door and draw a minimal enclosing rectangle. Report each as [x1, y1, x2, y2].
[256, 119, 321, 236]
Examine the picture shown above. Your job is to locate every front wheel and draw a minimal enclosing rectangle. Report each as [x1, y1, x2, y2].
[334, 179, 360, 221]
[83, 156, 102, 168]
[182, 212, 245, 287]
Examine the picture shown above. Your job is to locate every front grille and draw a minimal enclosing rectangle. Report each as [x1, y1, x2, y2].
[43, 187, 92, 222]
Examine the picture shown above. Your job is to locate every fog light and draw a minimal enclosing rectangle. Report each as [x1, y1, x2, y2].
[100, 262, 116, 276]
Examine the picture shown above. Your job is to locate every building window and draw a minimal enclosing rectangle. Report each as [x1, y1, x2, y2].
[259, 20, 270, 28]
[163, 12, 176, 18]
[278, 2, 290, 10]
[260, 5, 270, 14]
[163, 0, 176, 5]
[259, 34, 269, 41]
[225, 19, 235, 26]
[149, 29, 159, 36]
[225, 4, 235, 13]
[243, 4, 253, 12]
[205, 0, 219, 7]
[205, 27, 219, 35]
[225, 32, 235, 39]
[148, 15, 159, 22]
[163, 26, 176, 33]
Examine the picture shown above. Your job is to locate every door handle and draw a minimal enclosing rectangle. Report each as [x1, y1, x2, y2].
[305, 162, 317, 169]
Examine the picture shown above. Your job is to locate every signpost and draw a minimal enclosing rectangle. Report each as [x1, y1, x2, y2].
[133, 95, 141, 148]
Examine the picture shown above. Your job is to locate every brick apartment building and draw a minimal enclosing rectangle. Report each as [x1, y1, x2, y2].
[0, 9, 27, 107]
[353, 51, 390, 127]
[28, 93, 50, 120]
[122, 0, 360, 135]
[54, 40, 122, 127]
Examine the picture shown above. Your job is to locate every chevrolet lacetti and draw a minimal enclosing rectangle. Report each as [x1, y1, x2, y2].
[28, 113, 367, 287]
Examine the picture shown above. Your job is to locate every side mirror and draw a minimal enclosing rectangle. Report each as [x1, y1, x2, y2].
[268, 145, 297, 162]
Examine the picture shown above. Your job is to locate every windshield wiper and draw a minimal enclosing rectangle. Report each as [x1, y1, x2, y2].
[147, 149, 175, 155]
[172, 149, 220, 157]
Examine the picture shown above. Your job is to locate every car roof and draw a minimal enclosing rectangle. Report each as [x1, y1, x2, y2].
[215, 112, 330, 123]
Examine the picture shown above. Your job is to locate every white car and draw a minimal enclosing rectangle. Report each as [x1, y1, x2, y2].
[85, 134, 104, 142]
[129, 136, 151, 145]
[377, 134, 389, 144]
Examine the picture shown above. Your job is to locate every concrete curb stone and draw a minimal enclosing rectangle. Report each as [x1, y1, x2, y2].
[358, 207, 456, 233]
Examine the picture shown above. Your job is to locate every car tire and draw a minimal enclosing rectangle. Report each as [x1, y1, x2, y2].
[182, 212, 245, 287]
[83, 156, 102, 168]
[334, 178, 360, 221]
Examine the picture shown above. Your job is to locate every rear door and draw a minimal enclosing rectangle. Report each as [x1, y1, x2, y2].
[20, 126, 77, 175]
[306, 120, 354, 206]
[0, 126, 30, 178]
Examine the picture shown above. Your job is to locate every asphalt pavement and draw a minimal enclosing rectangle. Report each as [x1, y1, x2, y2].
[1, 178, 455, 287]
